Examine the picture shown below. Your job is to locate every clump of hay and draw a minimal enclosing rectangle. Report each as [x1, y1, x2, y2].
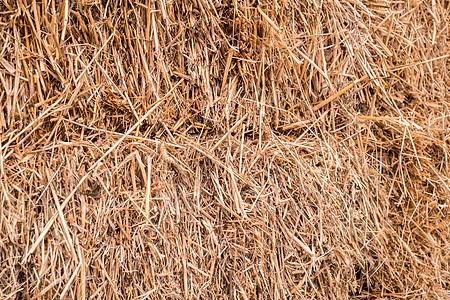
[0, 0, 449, 299]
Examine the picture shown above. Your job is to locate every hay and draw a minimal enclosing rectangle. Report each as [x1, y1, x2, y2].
[0, 0, 449, 298]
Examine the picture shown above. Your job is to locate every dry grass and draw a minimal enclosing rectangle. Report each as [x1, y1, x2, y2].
[0, 0, 449, 299]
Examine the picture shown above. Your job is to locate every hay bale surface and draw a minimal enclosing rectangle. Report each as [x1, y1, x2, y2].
[0, 0, 449, 299]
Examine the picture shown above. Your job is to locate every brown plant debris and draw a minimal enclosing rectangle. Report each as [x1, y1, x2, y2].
[0, 0, 449, 299]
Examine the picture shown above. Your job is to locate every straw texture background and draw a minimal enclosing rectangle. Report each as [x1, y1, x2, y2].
[0, 0, 449, 299]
